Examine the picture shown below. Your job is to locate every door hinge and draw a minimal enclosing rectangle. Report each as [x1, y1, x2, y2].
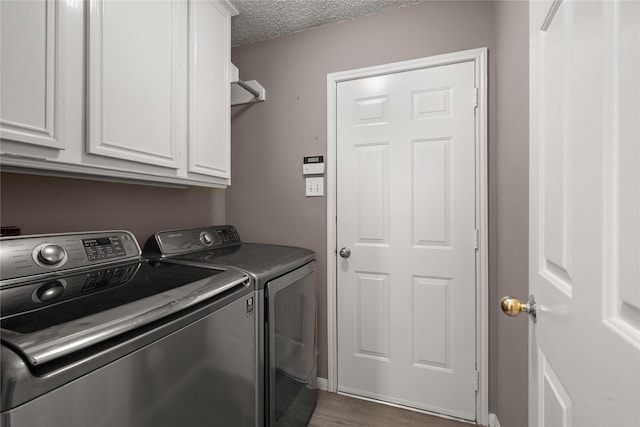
[473, 229, 479, 250]
[473, 371, 479, 392]
[473, 87, 479, 108]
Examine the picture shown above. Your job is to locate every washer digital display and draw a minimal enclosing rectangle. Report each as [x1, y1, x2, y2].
[82, 237, 126, 261]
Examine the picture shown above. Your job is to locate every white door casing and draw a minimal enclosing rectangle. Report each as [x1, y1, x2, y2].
[529, 1, 640, 426]
[327, 49, 488, 424]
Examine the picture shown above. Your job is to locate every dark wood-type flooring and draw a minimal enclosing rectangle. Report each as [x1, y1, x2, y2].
[307, 391, 473, 427]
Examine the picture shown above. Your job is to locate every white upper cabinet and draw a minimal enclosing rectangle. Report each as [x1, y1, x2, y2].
[0, 0, 237, 188]
[0, 0, 65, 150]
[87, 0, 184, 169]
[187, 0, 233, 179]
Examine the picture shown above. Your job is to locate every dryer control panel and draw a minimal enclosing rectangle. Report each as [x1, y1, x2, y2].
[151, 225, 241, 256]
[0, 231, 141, 283]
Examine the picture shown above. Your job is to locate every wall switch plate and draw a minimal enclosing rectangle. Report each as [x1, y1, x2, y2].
[305, 177, 324, 197]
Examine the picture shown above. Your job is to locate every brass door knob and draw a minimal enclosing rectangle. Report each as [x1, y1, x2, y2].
[500, 295, 537, 322]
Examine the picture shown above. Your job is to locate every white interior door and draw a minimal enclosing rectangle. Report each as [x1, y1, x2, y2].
[336, 60, 478, 420]
[528, 1, 640, 425]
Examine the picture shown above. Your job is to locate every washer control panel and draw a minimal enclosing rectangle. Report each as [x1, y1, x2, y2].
[153, 225, 241, 255]
[0, 231, 141, 283]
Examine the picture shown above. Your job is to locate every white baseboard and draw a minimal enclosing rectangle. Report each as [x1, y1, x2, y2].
[488, 413, 501, 427]
[316, 377, 329, 391]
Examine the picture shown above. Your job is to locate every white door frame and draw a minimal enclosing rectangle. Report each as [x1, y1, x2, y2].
[326, 48, 489, 425]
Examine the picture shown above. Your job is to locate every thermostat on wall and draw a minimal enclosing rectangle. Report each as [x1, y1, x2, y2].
[303, 156, 325, 175]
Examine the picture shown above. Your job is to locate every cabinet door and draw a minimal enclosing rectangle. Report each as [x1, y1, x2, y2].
[87, 0, 185, 169]
[187, 0, 232, 179]
[0, 0, 65, 150]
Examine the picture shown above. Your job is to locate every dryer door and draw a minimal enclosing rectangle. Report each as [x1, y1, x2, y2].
[266, 261, 317, 427]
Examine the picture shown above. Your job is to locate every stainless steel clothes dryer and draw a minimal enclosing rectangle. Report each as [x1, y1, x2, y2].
[1, 231, 256, 427]
[144, 226, 317, 427]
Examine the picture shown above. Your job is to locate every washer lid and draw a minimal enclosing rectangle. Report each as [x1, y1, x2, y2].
[0, 261, 249, 366]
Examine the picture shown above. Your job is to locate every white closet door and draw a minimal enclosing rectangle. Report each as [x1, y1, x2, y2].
[337, 60, 478, 420]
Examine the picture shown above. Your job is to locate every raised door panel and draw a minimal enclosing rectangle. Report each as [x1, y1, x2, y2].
[412, 139, 451, 247]
[188, 0, 231, 179]
[412, 276, 451, 369]
[355, 143, 389, 245]
[354, 272, 390, 360]
[0, 0, 64, 149]
[87, 0, 183, 169]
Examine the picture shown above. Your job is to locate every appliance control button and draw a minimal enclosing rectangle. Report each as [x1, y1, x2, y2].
[38, 244, 67, 265]
[200, 232, 214, 245]
[36, 281, 65, 302]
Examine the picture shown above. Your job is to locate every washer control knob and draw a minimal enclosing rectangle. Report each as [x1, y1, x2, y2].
[200, 232, 214, 246]
[36, 281, 65, 302]
[38, 244, 67, 265]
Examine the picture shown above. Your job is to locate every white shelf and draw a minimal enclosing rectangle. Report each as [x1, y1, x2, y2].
[230, 63, 265, 105]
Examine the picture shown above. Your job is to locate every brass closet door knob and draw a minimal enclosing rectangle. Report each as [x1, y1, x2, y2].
[500, 295, 537, 322]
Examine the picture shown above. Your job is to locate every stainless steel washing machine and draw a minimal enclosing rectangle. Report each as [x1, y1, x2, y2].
[144, 226, 317, 427]
[1, 231, 256, 427]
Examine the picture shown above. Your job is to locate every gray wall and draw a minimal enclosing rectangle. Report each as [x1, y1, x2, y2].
[0, 173, 226, 243]
[229, 1, 528, 424]
[493, 2, 529, 426]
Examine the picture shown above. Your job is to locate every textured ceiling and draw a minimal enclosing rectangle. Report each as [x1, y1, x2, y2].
[229, 0, 428, 46]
